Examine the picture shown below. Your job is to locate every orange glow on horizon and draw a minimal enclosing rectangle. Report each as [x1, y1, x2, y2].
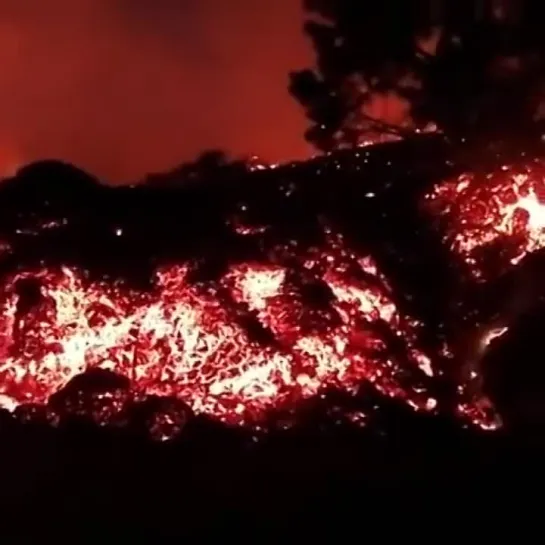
[0, 0, 313, 183]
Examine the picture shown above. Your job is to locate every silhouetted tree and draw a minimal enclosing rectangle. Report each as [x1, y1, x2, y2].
[290, 0, 545, 151]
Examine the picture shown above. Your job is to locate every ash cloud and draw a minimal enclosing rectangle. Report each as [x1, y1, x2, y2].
[0, 0, 312, 183]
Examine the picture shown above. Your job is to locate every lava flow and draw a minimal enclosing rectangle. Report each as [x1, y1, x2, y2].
[5, 154, 545, 439]
[421, 158, 545, 424]
[425, 159, 545, 278]
[0, 225, 481, 436]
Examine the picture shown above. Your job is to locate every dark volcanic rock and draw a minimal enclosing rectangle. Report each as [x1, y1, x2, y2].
[48, 368, 132, 427]
[482, 305, 545, 436]
[126, 395, 194, 441]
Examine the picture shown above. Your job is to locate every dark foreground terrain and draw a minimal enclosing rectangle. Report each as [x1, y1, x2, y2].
[1, 412, 542, 539]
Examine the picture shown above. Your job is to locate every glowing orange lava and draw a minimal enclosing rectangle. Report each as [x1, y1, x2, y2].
[0, 227, 492, 435]
[425, 160, 545, 276]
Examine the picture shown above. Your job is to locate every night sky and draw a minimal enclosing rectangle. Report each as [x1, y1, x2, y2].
[0, 0, 313, 183]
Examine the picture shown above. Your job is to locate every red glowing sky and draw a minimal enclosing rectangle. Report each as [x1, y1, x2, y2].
[0, 0, 314, 183]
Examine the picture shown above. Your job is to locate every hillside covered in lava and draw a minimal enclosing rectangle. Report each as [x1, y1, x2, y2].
[0, 134, 544, 443]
